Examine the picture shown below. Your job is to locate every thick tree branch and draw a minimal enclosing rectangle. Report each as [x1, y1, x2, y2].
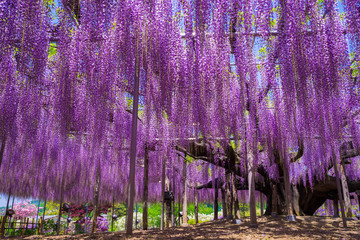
[290, 139, 304, 163]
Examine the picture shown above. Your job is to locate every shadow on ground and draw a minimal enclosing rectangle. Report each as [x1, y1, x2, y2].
[8, 216, 360, 240]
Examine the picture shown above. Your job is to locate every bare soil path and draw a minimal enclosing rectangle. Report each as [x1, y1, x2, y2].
[9, 216, 360, 240]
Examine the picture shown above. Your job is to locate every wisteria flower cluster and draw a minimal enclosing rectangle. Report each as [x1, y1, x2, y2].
[0, 0, 359, 212]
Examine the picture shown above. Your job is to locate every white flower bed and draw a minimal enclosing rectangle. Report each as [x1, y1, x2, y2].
[187, 212, 223, 222]
[114, 212, 143, 231]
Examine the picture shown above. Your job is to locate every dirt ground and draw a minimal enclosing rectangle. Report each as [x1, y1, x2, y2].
[10, 216, 360, 240]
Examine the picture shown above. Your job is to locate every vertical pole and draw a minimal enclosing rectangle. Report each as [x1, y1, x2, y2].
[91, 170, 101, 234]
[248, 147, 257, 226]
[165, 177, 172, 228]
[242, 202, 245, 217]
[7, 195, 15, 235]
[225, 170, 233, 220]
[11, 196, 15, 209]
[85, 203, 89, 233]
[38, 218, 42, 235]
[331, 147, 347, 227]
[194, 187, 199, 224]
[283, 155, 294, 221]
[333, 199, 339, 217]
[357, 191, 360, 215]
[340, 163, 352, 217]
[260, 193, 264, 217]
[7, 196, 15, 235]
[111, 197, 114, 232]
[214, 181, 218, 220]
[8, 194, 15, 235]
[57, 178, 64, 235]
[232, 173, 241, 219]
[135, 203, 138, 229]
[182, 156, 188, 225]
[172, 167, 176, 227]
[1, 191, 11, 236]
[0, 136, 6, 168]
[143, 146, 149, 230]
[271, 183, 278, 216]
[41, 199, 47, 234]
[35, 200, 41, 228]
[161, 155, 166, 230]
[126, 27, 141, 236]
[178, 194, 181, 226]
[221, 188, 227, 218]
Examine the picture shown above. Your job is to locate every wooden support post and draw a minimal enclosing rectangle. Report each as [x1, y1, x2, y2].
[19, 218, 22, 234]
[165, 177, 172, 228]
[221, 188, 227, 218]
[214, 182, 218, 220]
[283, 155, 295, 221]
[25, 218, 29, 231]
[0, 191, 11, 236]
[41, 199, 46, 234]
[0, 216, 7, 237]
[0, 136, 6, 167]
[161, 156, 166, 230]
[91, 169, 101, 234]
[178, 194, 181, 226]
[57, 177, 64, 235]
[111, 197, 115, 232]
[125, 27, 141, 236]
[225, 170, 233, 220]
[248, 147, 257, 226]
[143, 146, 149, 230]
[331, 147, 347, 227]
[260, 193, 264, 217]
[271, 183, 278, 216]
[182, 156, 188, 225]
[232, 173, 241, 219]
[194, 187, 199, 224]
[333, 198, 339, 217]
[23, 218, 25, 233]
[340, 163, 352, 217]
[357, 191, 360, 214]
[35, 200, 41, 228]
[84, 203, 89, 233]
[172, 166, 176, 227]
[38, 217, 42, 235]
[135, 203, 138, 229]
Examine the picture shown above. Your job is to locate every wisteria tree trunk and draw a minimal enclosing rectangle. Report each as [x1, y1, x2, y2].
[180, 140, 360, 217]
